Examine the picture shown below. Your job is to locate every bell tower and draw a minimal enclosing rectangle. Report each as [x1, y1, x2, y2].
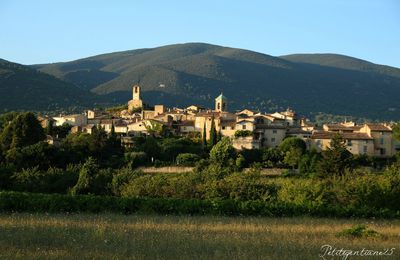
[132, 85, 141, 100]
[128, 84, 143, 112]
[215, 93, 227, 112]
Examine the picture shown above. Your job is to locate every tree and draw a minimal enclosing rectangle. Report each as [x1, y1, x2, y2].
[0, 112, 19, 131]
[393, 122, 400, 142]
[0, 112, 45, 152]
[45, 120, 54, 136]
[70, 157, 111, 195]
[202, 122, 207, 148]
[317, 133, 352, 177]
[70, 157, 99, 195]
[298, 149, 321, 175]
[176, 153, 201, 166]
[262, 148, 283, 168]
[209, 137, 235, 166]
[279, 137, 307, 155]
[283, 147, 303, 169]
[209, 115, 217, 147]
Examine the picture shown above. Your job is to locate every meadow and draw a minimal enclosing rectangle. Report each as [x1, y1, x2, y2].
[0, 213, 399, 259]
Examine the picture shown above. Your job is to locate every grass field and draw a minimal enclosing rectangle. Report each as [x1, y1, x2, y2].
[0, 213, 399, 259]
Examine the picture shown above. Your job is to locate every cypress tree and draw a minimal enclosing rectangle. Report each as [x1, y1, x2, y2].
[209, 115, 217, 147]
[202, 122, 207, 148]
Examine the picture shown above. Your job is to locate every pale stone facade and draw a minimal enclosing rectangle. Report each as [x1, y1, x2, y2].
[128, 85, 143, 112]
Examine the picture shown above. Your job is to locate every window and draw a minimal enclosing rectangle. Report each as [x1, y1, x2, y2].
[380, 138, 384, 145]
[380, 148, 386, 155]
[347, 140, 352, 146]
[242, 125, 246, 130]
[222, 126, 226, 130]
[272, 130, 277, 134]
[217, 103, 220, 110]
[363, 146, 368, 154]
[271, 138, 276, 143]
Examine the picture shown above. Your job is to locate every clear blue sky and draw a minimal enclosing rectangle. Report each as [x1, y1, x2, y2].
[1, 0, 399, 67]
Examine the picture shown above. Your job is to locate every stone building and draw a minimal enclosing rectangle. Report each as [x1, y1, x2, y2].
[128, 85, 143, 112]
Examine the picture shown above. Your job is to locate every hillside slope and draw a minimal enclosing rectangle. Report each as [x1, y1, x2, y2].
[33, 43, 400, 119]
[0, 59, 98, 112]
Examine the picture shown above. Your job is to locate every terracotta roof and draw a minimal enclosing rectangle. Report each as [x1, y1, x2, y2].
[236, 119, 254, 124]
[365, 124, 392, 132]
[324, 124, 362, 131]
[255, 124, 287, 130]
[195, 111, 221, 117]
[311, 131, 372, 140]
[287, 128, 312, 134]
[176, 120, 195, 127]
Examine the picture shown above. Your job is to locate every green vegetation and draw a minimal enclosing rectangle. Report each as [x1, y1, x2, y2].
[234, 130, 253, 138]
[0, 111, 400, 219]
[338, 224, 380, 238]
[0, 59, 97, 112]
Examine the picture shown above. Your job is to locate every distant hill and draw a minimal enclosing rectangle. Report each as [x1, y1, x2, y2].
[0, 59, 99, 112]
[27, 43, 400, 120]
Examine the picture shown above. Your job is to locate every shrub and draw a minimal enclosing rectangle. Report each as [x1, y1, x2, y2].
[176, 153, 200, 166]
[10, 165, 79, 194]
[209, 137, 236, 166]
[124, 151, 147, 167]
[70, 157, 112, 195]
[338, 224, 380, 238]
[234, 130, 252, 138]
[278, 137, 307, 154]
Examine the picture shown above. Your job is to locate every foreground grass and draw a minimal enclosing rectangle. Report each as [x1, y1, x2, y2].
[0, 213, 399, 259]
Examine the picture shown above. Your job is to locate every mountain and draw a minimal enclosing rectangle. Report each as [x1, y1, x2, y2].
[0, 59, 99, 112]
[30, 43, 400, 120]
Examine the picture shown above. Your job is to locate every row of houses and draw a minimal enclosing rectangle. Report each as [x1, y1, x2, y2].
[42, 85, 399, 158]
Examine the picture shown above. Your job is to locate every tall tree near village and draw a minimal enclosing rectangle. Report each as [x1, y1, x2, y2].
[209, 115, 217, 147]
[0, 112, 45, 151]
[317, 133, 353, 176]
[202, 122, 207, 148]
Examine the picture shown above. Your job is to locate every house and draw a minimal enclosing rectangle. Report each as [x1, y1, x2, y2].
[311, 131, 374, 156]
[358, 124, 395, 157]
[232, 136, 261, 150]
[53, 114, 87, 127]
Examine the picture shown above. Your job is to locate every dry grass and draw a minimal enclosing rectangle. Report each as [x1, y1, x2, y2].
[0, 213, 399, 259]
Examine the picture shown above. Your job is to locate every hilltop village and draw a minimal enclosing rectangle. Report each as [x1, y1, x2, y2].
[42, 85, 399, 158]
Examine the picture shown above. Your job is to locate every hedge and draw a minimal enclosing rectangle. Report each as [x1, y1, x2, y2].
[0, 191, 399, 218]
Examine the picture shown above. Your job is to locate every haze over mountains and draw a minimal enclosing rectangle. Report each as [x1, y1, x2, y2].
[2, 43, 400, 119]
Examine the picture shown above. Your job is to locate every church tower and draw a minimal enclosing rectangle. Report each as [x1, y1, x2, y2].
[128, 84, 143, 112]
[215, 93, 227, 112]
[132, 85, 141, 100]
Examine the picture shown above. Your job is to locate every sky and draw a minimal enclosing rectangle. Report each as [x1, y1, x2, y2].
[0, 0, 399, 67]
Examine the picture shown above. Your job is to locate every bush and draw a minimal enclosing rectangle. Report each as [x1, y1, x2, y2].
[234, 130, 252, 138]
[338, 224, 380, 238]
[209, 137, 236, 166]
[0, 191, 399, 218]
[176, 153, 200, 166]
[70, 157, 112, 195]
[279, 137, 307, 154]
[10, 165, 79, 194]
[124, 151, 147, 167]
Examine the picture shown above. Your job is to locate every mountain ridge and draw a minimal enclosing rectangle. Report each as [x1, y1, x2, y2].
[2, 43, 400, 119]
